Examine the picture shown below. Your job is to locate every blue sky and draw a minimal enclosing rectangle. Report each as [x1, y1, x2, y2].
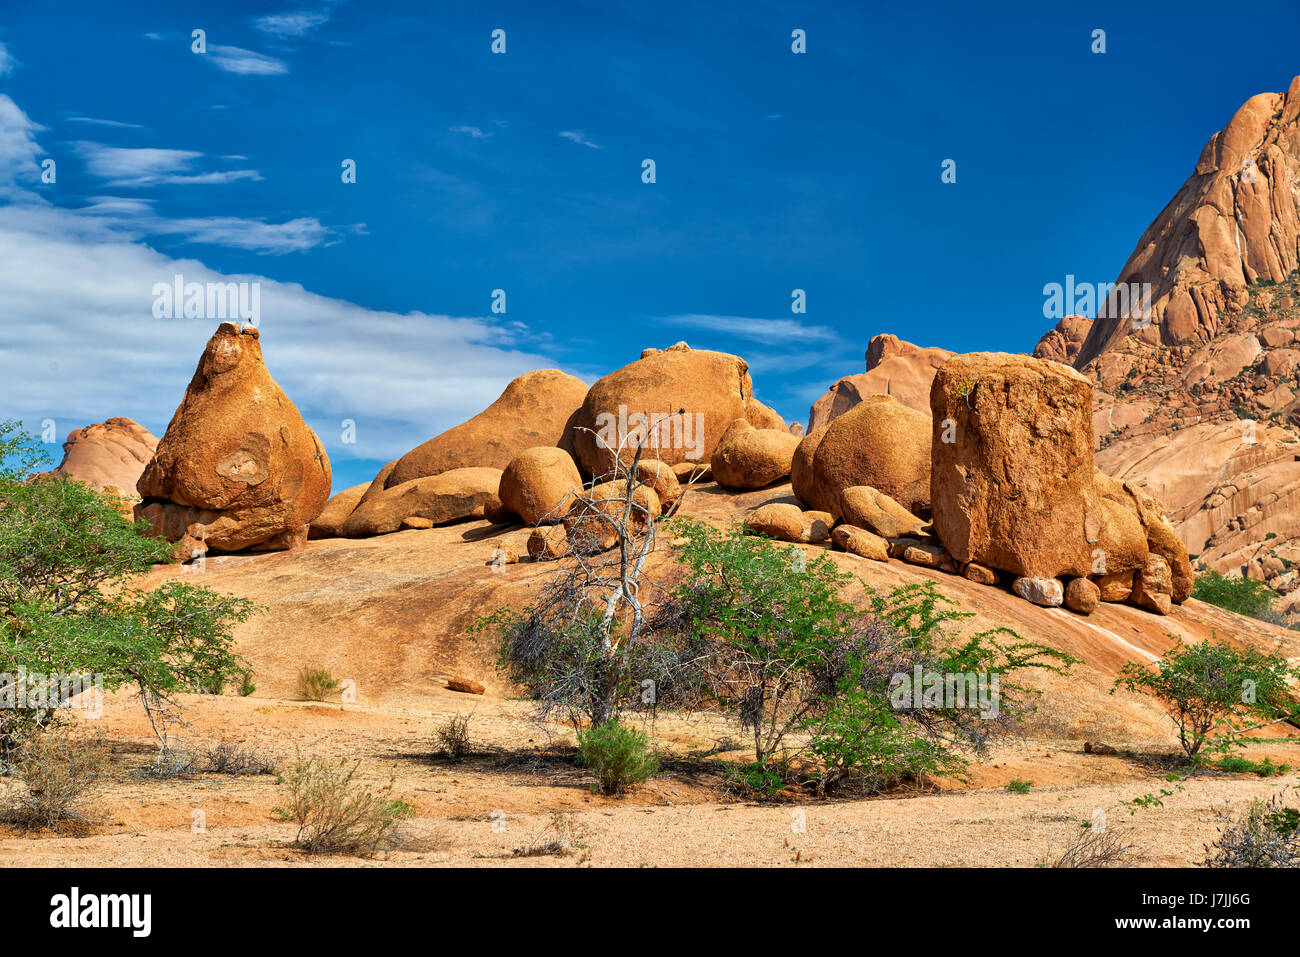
[2, 0, 1300, 491]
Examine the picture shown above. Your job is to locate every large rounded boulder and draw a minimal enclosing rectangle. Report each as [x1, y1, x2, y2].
[49, 417, 158, 494]
[499, 447, 583, 525]
[808, 394, 930, 518]
[571, 344, 761, 475]
[711, 420, 800, 489]
[135, 323, 331, 553]
[385, 369, 588, 489]
[790, 426, 829, 511]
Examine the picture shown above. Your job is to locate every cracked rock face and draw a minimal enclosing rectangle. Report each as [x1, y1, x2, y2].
[1078, 76, 1300, 370]
[135, 322, 331, 554]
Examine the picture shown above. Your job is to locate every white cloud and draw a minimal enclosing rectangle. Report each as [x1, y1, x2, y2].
[205, 45, 289, 76]
[77, 197, 338, 253]
[0, 93, 564, 469]
[450, 125, 491, 140]
[0, 43, 16, 77]
[655, 314, 841, 346]
[252, 11, 332, 37]
[74, 142, 262, 187]
[559, 130, 603, 149]
[66, 116, 146, 130]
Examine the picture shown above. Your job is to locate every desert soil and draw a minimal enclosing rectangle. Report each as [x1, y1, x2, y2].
[2, 480, 1298, 867]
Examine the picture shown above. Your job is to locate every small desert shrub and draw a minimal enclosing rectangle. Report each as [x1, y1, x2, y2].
[272, 754, 414, 855]
[725, 760, 789, 799]
[1215, 755, 1291, 777]
[434, 714, 472, 762]
[4, 732, 108, 828]
[146, 745, 199, 779]
[577, 720, 658, 794]
[1204, 790, 1300, 868]
[1005, 779, 1033, 794]
[1047, 825, 1142, 868]
[296, 665, 340, 702]
[1192, 571, 1277, 619]
[513, 810, 587, 858]
[205, 737, 280, 775]
[235, 668, 256, 697]
[1114, 638, 1298, 759]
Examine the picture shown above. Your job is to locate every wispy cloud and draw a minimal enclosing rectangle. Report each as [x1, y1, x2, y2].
[559, 130, 603, 149]
[74, 142, 263, 187]
[66, 116, 146, 130]
[450, 124, 492, 140]
[252, 11, 332, 37]
[205, 45, 289, 76]
[0, 43, 15, 77]
[0, 90, 558, 466]
[654, 314, 841, 346]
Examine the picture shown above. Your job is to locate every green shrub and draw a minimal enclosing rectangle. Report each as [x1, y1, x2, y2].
[725, 760, 788, 798]
[0, 421, 257, 758]
[1005, 778, 1033, 794]
[1114, 637, 1298, 759]
[1192, 571, 1276, 619]
[272, 754, 413, 854]
[1215, 755, 1291, 776]
[670, 521, 1074, 791]
[296, 665, 340, 702]
[577, 720, 658, 794]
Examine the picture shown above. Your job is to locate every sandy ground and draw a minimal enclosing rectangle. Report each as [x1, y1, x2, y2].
[2, 685, 1296, 868]
[4, 479, 1298, 867]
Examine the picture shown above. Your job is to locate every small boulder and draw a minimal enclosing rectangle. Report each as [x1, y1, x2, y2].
[745, 503, 833, 543]
[711, 420, 800, 489]
[526, 525, 569, 560]
[672, 462, 712, 484]
[487, 544, 519, 567]
[447, 677, 485, 695]
[902, 542, 948, 569]
[831, 525, 890, 561]
[1064, 577, 1100, 615]
[963, 562, 999, 585]
[839, 486, 927, 539]
[339, 467, 502, 537]
[499, 446, 583, 525]
[634, 460, 683, 509]
[1131, 554, 1173, 615]
[401, 517, 434, 530]
[563, 481, 662, 554]
[1012, 576, 1065, 607]
[1095, 570, 1136, 602]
